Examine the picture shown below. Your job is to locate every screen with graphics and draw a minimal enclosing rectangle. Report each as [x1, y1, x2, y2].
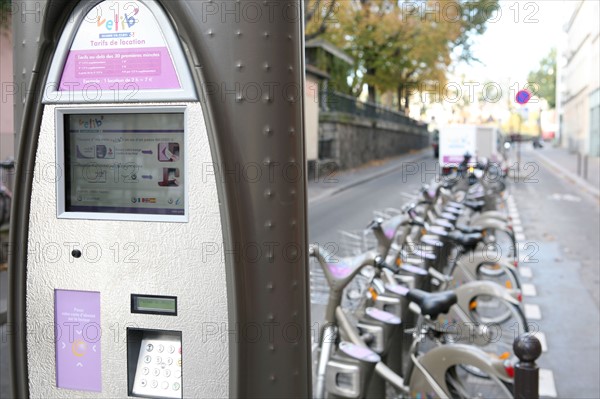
[64, 112, 185, 216]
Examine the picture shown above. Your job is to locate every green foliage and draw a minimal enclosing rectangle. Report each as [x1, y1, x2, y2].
[0, 0, 10, 30]
[527, 48, 557, 109]
[312, 0, 498, 108]
[314, 48, 353, 94]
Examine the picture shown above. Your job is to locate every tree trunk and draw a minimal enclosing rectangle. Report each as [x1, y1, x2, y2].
[367, 68, 376, 103]
[397, 85, 403, 112]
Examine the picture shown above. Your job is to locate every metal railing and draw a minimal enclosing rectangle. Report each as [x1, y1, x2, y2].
[321, 90, 425, 128]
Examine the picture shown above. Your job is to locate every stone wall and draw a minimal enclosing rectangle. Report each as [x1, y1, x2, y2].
[318, 111, 430, 171]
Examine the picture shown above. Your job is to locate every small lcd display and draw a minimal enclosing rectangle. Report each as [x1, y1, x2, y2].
[131, 295, 177, 315]
[63, 112, 185, 216]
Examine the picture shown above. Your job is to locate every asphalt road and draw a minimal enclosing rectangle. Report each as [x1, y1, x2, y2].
[308, 150, 600, 398]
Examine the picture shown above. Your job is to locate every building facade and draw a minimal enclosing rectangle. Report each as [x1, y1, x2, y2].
[559, 0, 600, 156]
[0, 31, 13, 161]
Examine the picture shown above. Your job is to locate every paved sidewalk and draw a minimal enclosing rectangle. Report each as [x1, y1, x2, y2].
[525, 145, 599, 198]
[308, 149, 431, 202]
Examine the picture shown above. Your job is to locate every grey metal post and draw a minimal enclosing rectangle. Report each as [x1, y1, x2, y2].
[513, 334, 542, 399]
[583, 154, 588, 179]
[577, 152, 582, 175]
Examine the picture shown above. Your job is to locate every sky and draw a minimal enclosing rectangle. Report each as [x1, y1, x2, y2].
[454, 0, 567, 85]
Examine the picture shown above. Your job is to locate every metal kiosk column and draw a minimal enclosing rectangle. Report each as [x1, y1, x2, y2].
[9, 1, 310, 398]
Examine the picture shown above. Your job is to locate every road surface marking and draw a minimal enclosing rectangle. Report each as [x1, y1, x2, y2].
[525, 303, 542, 320]
[539, 368, 558, 397]
[522, 283, 537, 297]
[533, 331, 548, 352]
[519, 267, 533, 278]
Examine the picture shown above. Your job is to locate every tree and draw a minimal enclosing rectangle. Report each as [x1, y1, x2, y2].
[320, 0, 498, 110]
[527, 48, 557, 108]
[1, 0, 11, 31]
[305, 0, 338, 41]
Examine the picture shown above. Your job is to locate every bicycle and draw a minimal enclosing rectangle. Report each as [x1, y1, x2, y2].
[309, 245, 516, 398]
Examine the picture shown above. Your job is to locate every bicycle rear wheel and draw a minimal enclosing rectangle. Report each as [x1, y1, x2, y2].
[446, 364, 513, 398]
[469, 297, 528, 356]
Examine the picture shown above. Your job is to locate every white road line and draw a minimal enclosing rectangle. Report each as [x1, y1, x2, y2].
[539, 368, 558, 397]
[522, 283, 537, 297]
[525, 303, 542, 320]
[519, 266, 533, 278]
[508, 195, 557, 397]
[533, 331, 548, 352]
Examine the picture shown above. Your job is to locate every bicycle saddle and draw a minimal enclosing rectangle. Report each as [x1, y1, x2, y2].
[455, 223, 484, 234]
[406, 289, 457, 319]
[447, 230, 482, 247]
[464, 200, 485, 211]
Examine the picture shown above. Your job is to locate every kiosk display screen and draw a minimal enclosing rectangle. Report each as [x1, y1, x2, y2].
[63, 112, 185, 217]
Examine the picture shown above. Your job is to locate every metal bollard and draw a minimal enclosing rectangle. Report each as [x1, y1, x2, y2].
[584, 154, 589, 179]
[513, 334, 542, 399]
[577, 152, 582, 175]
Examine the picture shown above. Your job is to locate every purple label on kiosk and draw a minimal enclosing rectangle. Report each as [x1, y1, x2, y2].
[55, 290, 101, 392]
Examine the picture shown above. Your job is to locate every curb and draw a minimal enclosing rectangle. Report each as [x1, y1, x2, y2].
[530, 150, 600, 200]
[308, 150, 430, 203]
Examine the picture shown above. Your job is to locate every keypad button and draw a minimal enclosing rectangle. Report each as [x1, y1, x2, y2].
[168, 345, 175, 354]
[161, 381, 169, 389]
[173, 382, 181, 391]
[157, 344, 164, 353]
[142, 367, 149, 375]
[140, 379, 147, 387]
[167, 357, 173, 365]
[146, 344, 154, 352]
[143, 355, 151, 363]
[164, 369, 171, 377]
[153, 368, 160, 376]
[151, 380, 158, 388]
[155, 356, 162, 364]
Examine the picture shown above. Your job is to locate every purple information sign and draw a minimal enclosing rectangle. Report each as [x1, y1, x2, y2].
[57, 1, 183, 92]
[60, 47, 181, 91]
[55, 290, 102, 392]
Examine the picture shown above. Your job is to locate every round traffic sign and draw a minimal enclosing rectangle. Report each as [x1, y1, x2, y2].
[516, 90, 531, 104]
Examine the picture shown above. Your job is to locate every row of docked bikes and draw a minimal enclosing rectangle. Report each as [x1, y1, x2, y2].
[309, 160, 534, 398]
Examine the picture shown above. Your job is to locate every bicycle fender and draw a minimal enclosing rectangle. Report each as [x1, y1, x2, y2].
[472, 218, 509, 230]
[455, 280, 521, 312]
[479, 210, 508, 221]
[456, 252, 520, 288]
[410, 343, 512, 397]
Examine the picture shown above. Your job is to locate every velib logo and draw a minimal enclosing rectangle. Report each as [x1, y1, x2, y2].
[79, 116, 104, 129]
[96, 4, 140, 32]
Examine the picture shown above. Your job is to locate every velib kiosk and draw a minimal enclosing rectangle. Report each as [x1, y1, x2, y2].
[9, 1, 310, 398]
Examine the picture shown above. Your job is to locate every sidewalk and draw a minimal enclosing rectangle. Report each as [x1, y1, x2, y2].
[307, 149, 431, 202]
[526, 145, 600, 198]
